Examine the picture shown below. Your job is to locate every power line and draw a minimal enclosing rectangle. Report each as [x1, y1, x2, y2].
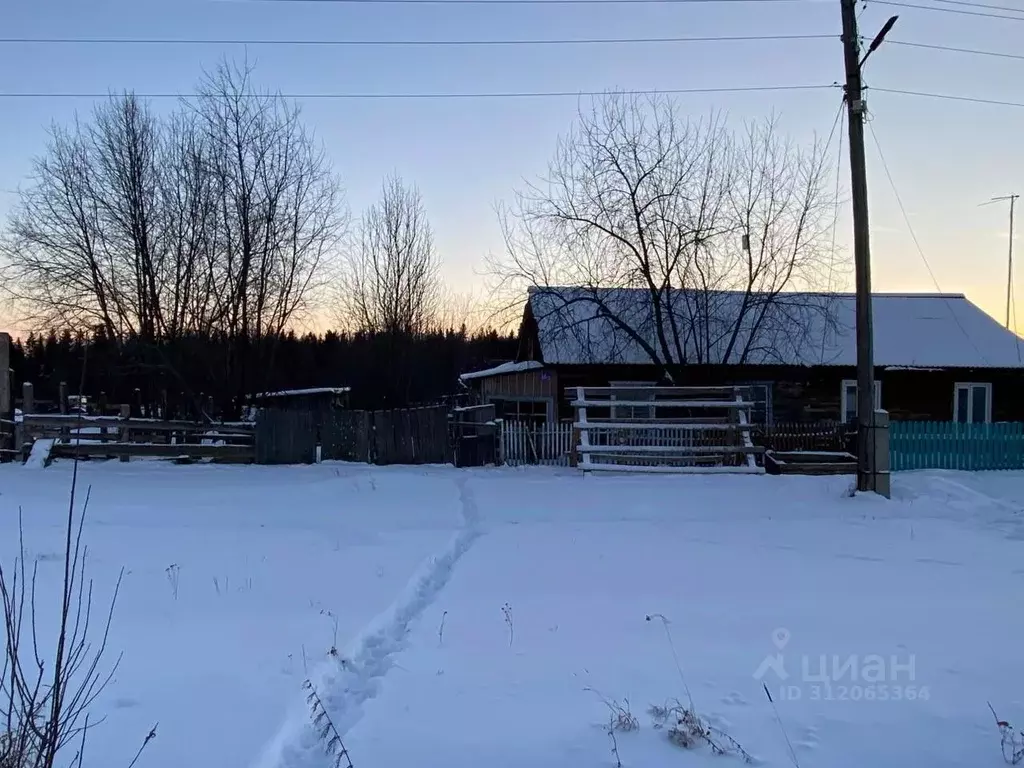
[0, 83, 837, 100]
[820, 97, 845, 366]
[234, 0, 818, 4]
[873, 1, 1024, 22]
[872, 87, 1024, 109]
[887, 39, 1024, 61]
[866, 119, 989, 363]
[0, 33, 837, 47]
[930, 0, 1024, 14]
[4, 84, 1024, 108]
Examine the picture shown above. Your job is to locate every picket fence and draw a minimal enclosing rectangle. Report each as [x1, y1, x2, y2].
[501, 419, 1024, 472]
[500, 420, 754, 467]
[889, 421, 1024, 471]
[501, 420, 574, 466]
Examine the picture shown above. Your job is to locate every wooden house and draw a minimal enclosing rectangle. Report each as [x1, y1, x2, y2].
[460, 288, 1024, 426]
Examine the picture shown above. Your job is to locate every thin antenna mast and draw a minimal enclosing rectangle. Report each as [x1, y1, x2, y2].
[981, 194, 1019, 330]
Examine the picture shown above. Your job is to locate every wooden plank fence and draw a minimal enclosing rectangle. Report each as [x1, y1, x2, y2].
[890, 421, 1024, 471]
[258, 404, 451, 465]
[22, 413, 255, 463]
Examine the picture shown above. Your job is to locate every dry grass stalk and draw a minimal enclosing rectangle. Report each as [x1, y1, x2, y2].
[585, 688, 639, 733]
[304, 680, 354, 768]
[989, 702, 1024, 765]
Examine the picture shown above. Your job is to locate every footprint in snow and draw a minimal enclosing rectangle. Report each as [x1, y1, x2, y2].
[720, 691, 748, 706]
[915, 557, 963, 567]
[795, 725, 820, 750]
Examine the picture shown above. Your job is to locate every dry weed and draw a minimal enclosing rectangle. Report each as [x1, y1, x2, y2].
[649, 699, 752, 763]
[989, 702, 1024, 765]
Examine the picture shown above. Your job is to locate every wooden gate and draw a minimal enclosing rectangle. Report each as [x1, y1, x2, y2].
[570, 385, 764, 473]
[318, 405, 451, 465]
[255, 408, 317, 464]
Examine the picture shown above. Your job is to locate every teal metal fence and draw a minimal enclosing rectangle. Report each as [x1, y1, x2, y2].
[890, 421, 1024, 471]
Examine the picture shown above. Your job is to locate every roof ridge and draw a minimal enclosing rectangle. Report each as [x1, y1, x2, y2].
[528, 286, 968, 300]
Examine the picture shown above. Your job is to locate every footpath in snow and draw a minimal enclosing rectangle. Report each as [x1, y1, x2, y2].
[256, 478, 483, 768]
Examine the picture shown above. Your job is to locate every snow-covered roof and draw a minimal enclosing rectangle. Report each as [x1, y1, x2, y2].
[527, 287, 1024, 369]
[253, 387, 351, 399]
[459, 360, 543, 381]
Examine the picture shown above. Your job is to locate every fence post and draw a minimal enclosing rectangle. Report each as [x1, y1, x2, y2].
[872, 409, 890, 498]
[496, 419, 505, 465]
[119, 403, 131, 462]
[58, 381, 71, 443]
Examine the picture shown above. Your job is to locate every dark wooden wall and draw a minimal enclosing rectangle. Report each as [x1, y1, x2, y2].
[490, 363, 1024, 423]
[480, 369, 558, 399]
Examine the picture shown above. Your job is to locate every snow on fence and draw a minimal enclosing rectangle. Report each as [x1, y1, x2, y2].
[501, 420, 573, 466]
[890, 420, 1024, 471]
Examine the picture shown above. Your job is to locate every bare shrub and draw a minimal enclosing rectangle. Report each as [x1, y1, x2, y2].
[0, 488, 129, 768]
[649, 699, 752, 762]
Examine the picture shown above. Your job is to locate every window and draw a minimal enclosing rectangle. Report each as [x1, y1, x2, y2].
[840, 379, 882, 423]
[745, 382, 774, 425]
[954, 382, 992, 423]
[490, 398, 549, 425]
[609, 381, 655, 420]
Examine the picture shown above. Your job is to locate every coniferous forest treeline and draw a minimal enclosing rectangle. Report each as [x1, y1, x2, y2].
[10, 327, 517, 418]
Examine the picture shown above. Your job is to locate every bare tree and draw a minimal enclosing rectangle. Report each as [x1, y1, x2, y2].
[1, 61, 346, 412]
[192, 61, 344, 405]
[339, 174, 440, 335]
[88, 94, 165, 341]
[158, 110, 221, 339]
[1, 94, 169, 341]
[1, 119, 116, 337]
[491, 93, 840, 380]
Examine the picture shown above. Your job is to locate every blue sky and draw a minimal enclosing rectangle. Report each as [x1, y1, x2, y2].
[2, 0, 1023, 332]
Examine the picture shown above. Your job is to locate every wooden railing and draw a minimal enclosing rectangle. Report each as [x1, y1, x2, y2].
[568, 386, 764, 473]
[20, 413, 255, 463]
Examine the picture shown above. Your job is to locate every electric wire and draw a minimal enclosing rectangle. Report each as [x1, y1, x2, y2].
[866, 119, 989, 363]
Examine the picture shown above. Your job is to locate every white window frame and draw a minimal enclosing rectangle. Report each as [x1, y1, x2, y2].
[745, 381, 774, 426]
[953, 382, 992, 424]
[609, 381, 655, 420]
[841, 379, 881, 423]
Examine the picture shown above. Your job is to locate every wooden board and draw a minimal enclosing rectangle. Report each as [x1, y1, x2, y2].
[52, 442, 254, 460]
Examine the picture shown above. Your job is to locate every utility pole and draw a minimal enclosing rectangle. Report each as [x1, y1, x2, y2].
[840, 0, 897, 494]
[982, 194, 1019, 329]
[1009, 195, 1017, 331]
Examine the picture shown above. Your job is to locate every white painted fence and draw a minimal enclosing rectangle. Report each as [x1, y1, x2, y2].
[500, 420, 573, 466]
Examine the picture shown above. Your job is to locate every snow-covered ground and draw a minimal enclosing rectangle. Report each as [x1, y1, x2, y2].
[1, 462, 1022, 768]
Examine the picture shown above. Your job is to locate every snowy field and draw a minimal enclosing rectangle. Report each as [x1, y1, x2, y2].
[1, 462, 1023, 768]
